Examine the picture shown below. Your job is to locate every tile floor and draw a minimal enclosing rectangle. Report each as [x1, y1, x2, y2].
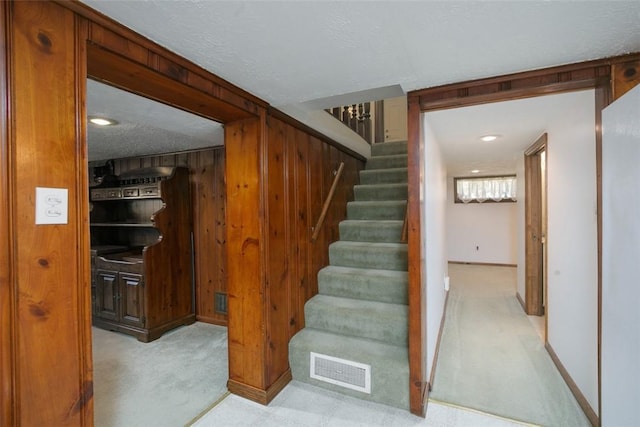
[191, 381, 536, 427]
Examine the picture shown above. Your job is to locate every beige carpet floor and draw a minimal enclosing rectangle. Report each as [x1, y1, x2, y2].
[93, 322, 228, 427]
[430, 264, 590, 426]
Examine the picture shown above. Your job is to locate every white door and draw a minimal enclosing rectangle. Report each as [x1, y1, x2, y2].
[601, 84, 640, 426]
[383, 96, 407, 142]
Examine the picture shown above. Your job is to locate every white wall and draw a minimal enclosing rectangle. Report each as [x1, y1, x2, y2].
[543, 90, 599, 412]
[422, 115, 448, 381]
[446, 178, 518, 265]
[601, 84, 640, 427]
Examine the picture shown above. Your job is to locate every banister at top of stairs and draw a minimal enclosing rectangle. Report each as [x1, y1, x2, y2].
[326, 102, 373, 144]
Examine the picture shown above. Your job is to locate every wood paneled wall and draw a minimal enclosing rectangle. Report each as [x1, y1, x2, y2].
[225, 112, 364, 403]
[263, 114, 362, 387]
[4, 2, 93, 425]
[95, 147, 228, 325]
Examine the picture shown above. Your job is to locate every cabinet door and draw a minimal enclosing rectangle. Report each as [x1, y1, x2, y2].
[95, 270, 118, 321]
[119, 273, 145, 328]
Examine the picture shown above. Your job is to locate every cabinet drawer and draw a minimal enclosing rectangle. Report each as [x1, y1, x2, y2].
[122, 187, 139, 198]
[139, 186, 160, 197]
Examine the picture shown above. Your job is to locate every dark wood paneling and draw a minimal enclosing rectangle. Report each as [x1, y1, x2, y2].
[225, 117, 267, 392]
[10, 2, 92, 424]
[104, 147, 228, 326]
[87, 43, 255, 124]
[59, 0, 267, 115]
[262, 115, 363, 392]
[612, 59, 640, 100]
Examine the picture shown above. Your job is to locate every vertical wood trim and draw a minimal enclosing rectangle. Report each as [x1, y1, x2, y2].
[524, 133, 546, 316]
[0, 1, 15, 424]
[407, 95, 427, 416]
[74, 14, 94, 426]
[11, 2, 91, 424]
[612, 59, 640, 100]
[225, 116, 268, 392]
[374, 100, 384, 143]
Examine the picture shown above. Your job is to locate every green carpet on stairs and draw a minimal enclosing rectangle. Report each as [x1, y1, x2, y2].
[289, 140, 410, 409]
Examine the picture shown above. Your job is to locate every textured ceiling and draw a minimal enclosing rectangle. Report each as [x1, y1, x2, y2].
[427, 90, 594, 177]
[82, 0, 640, 108]
[81, 1, 640, 167]
[87, 80, 223, 162]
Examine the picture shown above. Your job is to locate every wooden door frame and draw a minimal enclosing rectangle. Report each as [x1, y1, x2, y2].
[524, 134, 547, 316]
[0, 2, 14, 424]
[408, 53, 640, 421]
[2, 1, 269, 423]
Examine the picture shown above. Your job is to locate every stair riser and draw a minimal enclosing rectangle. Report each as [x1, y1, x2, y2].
[305, 301, 408, 346]
[371, 141, 408, 157]
[366, 155, 408, 170]
[354, 184, 407, 201]
[347, 202, 405, 220]
[289, 329, 409, 410]
[359, 168, 408, 185]
[329, 244, 408, 271]
[318, 268, 407, 304]
[339, 221, 403, 243]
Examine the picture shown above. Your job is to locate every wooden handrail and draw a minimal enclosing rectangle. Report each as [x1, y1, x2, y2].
[311, 162, 345, 242]
[401, 202, 408, 243]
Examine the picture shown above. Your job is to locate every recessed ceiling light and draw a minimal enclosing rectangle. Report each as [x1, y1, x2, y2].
[89, 116, 118, 126]
[480, 135, 499, 142]
[471, 169, 480, 174]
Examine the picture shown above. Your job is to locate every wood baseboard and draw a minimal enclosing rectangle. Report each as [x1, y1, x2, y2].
[448, 261, 517, 268]
[429, 290, 450, 389]
[227, 369, 292, 406]
[545, 343, 599, 427]
[516, 292, 526, 313]
[195, 315, 228, 327]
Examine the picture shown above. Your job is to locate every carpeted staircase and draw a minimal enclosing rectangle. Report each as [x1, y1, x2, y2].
[289, 140, 409, 409]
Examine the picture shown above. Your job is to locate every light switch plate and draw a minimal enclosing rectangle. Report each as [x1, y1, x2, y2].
[35, 187, 68, 225]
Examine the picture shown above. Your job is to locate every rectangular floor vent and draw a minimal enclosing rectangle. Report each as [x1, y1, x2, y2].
[214, 292, 227, 314]
[310, 352, 371, 394]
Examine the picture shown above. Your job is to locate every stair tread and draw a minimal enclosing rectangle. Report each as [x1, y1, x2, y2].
[318, 266, 408, 305]
[308, 294, 408, 311]
[320, 265, 408, 278]
[330, 241, 407, 249]
[290, 327, 408, 358]
[340, 219, 404, 226]
[371, 141, 408, 157]
[354, 183, 407, 189]
[305, 295, 408, 346]
[347, 200, 407, 206]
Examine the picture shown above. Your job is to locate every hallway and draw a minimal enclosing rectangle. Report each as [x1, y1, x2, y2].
[430, 264, 590, 426]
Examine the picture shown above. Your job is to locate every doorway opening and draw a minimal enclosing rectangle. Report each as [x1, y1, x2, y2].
[86, 79, 229, 425]
[525, 133, 547, 320]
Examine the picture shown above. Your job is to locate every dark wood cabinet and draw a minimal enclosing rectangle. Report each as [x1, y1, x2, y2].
[90, 166, 195, 342]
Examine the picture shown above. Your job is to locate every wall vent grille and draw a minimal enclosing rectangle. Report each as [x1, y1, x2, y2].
[214, 292, 227, 314]
[310, 352, 371, 394]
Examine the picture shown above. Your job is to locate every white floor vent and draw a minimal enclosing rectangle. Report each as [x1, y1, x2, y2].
[310, 352, 371, 394]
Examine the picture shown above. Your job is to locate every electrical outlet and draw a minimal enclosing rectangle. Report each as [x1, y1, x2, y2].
[444, 276, 450, 291]
[35, 187, 68, 225]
